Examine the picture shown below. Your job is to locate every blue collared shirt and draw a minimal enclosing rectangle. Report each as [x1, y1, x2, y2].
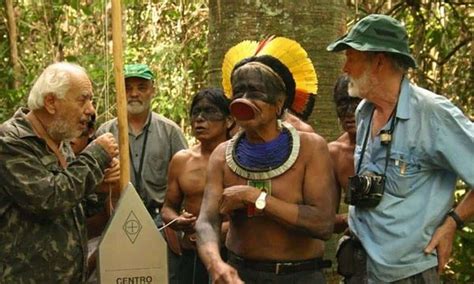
[349, 78, 474, 282]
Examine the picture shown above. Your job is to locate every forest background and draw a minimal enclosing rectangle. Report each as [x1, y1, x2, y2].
[0, 0, 472, 282]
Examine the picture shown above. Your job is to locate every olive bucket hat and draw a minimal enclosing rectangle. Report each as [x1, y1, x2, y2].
[327, 14, 417, 68]
[124, 63, 155, 80]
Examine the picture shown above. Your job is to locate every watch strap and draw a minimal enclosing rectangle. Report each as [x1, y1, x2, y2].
[447, 209, 464, 230]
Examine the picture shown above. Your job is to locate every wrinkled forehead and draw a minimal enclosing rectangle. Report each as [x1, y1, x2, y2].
[67, 72, 93, 98]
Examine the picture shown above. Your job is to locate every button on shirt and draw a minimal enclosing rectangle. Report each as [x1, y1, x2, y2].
[96, 112, 188, 207]
[349, 78, 474, 282]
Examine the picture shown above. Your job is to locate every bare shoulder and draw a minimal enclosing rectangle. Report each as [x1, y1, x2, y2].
[298, 131, 328, 151]
[328, 140, 344, 155]
[171, 147, 195, 165]
[296, 121, 315, 133]
[211, 141, 229, 157]
[284, 113, 314, 133]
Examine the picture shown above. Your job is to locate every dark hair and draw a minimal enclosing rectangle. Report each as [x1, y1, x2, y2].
[189, 88, 231, 118]
[190, 88, 235, 138]
[333, 75, 361, 118]
[232, 55, 296, 111]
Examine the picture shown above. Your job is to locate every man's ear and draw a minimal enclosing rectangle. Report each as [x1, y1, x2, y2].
[375, 53, 387, 73]
[43, 94, 57, 114]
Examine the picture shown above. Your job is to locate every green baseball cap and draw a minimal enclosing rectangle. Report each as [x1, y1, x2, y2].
[124, 63, 155, 80]
[327, 14, 416, 68]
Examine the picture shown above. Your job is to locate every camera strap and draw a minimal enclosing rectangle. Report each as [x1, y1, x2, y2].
[355, 104, 398, 176]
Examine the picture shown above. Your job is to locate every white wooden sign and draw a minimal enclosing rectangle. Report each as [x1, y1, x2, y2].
[98, 183, 168, 283]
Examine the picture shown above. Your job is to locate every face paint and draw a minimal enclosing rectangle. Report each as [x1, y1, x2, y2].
[191, 100, 225, 121]
[336, 100, 359, 119]
[231, 63, 286, 105]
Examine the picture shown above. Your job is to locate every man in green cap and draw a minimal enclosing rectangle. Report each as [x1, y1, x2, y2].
[96, 63, 188, 283]
[327, 14, 474, 283]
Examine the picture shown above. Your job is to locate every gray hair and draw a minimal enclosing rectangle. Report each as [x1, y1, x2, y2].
[28, 62, 87, 110]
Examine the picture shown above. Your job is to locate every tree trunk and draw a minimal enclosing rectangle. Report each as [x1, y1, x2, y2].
[207, 1, 348, 282]
[208, 0, 347, 142]
[5, 0, 21, 89]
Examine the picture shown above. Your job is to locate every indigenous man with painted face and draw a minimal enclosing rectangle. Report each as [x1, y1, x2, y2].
[196, 37, 337, 284]
[327, 14, 474, 283]
[161, 88, 234, 284]
[328, 75, 361, 233]
[96, 63, 188, 282]
[0, 62, 119, 282]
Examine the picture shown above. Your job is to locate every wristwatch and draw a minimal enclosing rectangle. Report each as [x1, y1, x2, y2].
[255, 191, 267, 211]
[447, 208, 465, 230]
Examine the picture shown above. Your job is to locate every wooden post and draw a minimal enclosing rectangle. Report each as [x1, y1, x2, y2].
[111, 0, 130, 190]
[5, 0, 20, 89]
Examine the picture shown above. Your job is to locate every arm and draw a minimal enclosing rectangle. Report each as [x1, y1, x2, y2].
[328, 142, 349, 234]
[161, 151, 196, 231]
[0, 138, 111, 216]
[263, 134, 337, 239]
[219, 134, 337, 240]
[425, 189, 474, 273]
[196, 144, 242, 283]
[424, 99, 474, 272]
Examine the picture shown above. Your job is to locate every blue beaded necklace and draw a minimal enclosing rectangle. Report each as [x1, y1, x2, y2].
[234, 128, 291, 171]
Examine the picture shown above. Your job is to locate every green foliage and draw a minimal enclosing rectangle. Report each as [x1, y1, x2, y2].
[347, 1, 473, 118]
[0, 0, 209, 135]
[0, 1, 472, 279]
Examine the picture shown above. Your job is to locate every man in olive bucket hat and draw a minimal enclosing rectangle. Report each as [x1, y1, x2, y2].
[327, 14, 474, 283]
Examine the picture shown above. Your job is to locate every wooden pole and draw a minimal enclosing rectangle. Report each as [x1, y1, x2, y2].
[111, 0, 130, 190]
[5, 0, 21, 89]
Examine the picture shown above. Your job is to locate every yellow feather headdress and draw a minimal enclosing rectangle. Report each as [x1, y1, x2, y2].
[221, 36, 318, 120]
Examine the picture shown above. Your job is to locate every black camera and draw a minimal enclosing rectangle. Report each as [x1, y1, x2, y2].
[346, 173, 385, 208]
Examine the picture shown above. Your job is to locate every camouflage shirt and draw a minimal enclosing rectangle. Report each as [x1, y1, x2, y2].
[0, 108, 111, 283]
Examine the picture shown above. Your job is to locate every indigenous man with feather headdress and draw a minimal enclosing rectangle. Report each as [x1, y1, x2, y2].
[196, 37, 337, 284]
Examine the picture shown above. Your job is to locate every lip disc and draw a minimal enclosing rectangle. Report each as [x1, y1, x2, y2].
[230, 99, 260, 121]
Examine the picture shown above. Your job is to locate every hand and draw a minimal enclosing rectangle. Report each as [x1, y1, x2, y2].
[93, 133, 119, 159]
[174, 210, 197, 232]
[96, 158, 121, 196]
[219, 185, 258, 215]
[103, 158, 120, 183]
[209, 260, 243, 284]
[424, 217, 457, 274]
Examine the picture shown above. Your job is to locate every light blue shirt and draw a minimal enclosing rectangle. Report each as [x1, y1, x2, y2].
[349, 77, 474, 282]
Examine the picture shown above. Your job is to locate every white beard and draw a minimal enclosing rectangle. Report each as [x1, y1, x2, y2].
[48, 116, 80, 142]
[348, 69, 372, 98]
[127, 101, 150, 115]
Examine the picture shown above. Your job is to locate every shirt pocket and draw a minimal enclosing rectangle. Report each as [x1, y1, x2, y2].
[144, 152, 167, 186]
[386, 150, 423, 198]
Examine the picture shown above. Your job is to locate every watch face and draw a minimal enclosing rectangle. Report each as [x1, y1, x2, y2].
[255, 198, 265, 210]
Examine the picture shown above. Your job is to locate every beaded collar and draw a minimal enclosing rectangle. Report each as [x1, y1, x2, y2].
[225, 121, 300, 180]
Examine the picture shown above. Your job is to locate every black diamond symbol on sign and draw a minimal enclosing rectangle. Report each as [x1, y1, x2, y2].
[123, 211, 142, 244]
